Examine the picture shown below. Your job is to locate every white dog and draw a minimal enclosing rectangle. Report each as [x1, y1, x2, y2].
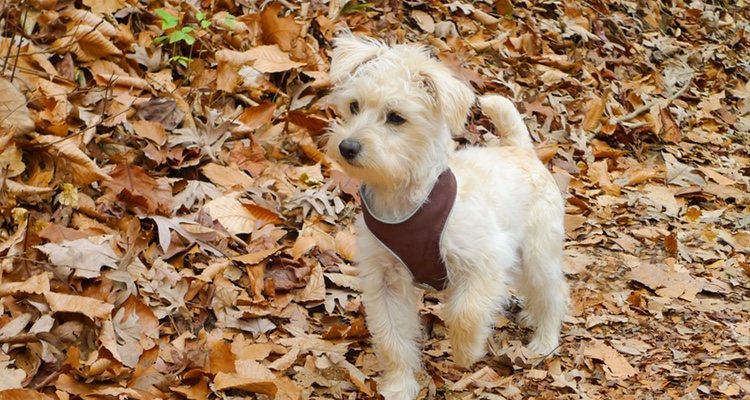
[326, 35, 569, 400]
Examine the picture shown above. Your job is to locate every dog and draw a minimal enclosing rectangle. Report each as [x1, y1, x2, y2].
[325, 34, 569, 400]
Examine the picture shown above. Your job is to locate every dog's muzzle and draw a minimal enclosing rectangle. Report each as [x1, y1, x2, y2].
[338, 139, 361, 161]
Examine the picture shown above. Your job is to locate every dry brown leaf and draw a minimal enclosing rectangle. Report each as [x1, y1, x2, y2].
[3, 179, 54, 196]
[239, 103, 277, 130]
[0, 140, 25, 178]
[33, 135, 110, 186]
[52, 25, 122, 61]
[61, 9, 119, 37]
[260, 3, 301, 51]
[588, 160, 621, 196]
[203, 195, 258, 235]
[629, 262, 704, 301]
[412, 10, 435, 33]
[201, 163, 255, 190]
[36, 236, 118, 278]
[583, 96, 605, 131]
[0, 273, 51, 297]
[103, 163, 173, 214]
[82, 0, 127, 15]
[697, 166, 736, 186]
[0, 78, 34, 135]
[659, 107, 681, 143]
[171, 377, 212, 400]
[0, 389, 54, 400]
[214, 359, 278, 394]
[233, 246, 281, 265]
[44, 292, 114, 320]
[131, 119, 167, 145]
[294, 263, 325, 303]
[216, 45, 305, 74]
[584, 340, 638, 379]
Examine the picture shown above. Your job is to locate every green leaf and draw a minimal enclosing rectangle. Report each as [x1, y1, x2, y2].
[155, 8, 179, 30]
[342, 2, 374, 14]
[154, 35, 168, 44]
[170, 55, 191, 67]
[201, 20, 211, 29]
[167, 28, 195, 45]
[196, 11, 206, 21]
[224, 14, 236, 29]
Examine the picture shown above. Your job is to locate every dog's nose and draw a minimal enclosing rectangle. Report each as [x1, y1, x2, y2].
[339, 139, 361, 160]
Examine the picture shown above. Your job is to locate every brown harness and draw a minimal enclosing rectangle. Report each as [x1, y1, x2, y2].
[360, 169, 457, 290]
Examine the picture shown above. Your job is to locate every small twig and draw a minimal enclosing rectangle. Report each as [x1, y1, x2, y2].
[613, 73, 694, 124]
[8, 6, 28, 83]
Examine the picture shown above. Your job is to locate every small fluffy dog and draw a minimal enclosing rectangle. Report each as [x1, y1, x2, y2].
[326, 35, 569, 400]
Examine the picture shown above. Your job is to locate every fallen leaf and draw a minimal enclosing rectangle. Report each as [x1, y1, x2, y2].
[260, 3, 301, 51]
[82, 0, 126, 15]
[44, 292, 114, 320]
[0, 78, 34, 134]
[583, 340, 638, 379]
[36, 236, 118, 278]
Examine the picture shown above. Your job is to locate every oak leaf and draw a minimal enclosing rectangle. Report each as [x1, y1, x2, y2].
[36, 236, 118, 278]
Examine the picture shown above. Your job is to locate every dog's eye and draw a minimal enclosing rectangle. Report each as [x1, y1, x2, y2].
[386, 112, 406, 125]
[349, 101, 359, 114]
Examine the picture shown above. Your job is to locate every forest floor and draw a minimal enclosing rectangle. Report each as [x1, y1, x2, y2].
[1, 0, 749, 399]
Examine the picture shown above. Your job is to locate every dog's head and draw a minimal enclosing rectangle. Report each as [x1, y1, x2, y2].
[325, 34, 475, 188]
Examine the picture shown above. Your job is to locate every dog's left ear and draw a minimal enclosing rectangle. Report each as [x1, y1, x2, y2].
[417, 67, 475, 135]
[330, 34, 384, 84]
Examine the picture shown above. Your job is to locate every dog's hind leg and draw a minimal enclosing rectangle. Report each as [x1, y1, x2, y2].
[360, 260, 422, 400]
[517, 192, 569, 355]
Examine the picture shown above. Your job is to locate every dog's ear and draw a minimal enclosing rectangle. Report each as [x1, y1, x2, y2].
[330, 34, 384, 84]
[417, 67, 475, 135]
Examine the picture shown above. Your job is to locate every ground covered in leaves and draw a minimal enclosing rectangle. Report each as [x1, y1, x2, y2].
[1, 0, 749, 399]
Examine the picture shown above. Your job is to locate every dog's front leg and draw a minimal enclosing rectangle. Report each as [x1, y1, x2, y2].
[359, 260, 422, 400]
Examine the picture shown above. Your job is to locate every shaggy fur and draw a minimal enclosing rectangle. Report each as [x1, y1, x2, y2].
[326, 35, 569, 400]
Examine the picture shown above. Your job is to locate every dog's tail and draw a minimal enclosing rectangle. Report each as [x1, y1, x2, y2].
[479, 95, 534, 150]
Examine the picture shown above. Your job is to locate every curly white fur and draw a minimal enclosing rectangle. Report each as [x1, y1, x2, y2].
[326, 34, 569, 400]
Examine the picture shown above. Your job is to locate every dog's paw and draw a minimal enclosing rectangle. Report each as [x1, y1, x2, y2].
[379, 372, 420, 400]
[451, 344, 485, 369]
[527, 333, 559, 356]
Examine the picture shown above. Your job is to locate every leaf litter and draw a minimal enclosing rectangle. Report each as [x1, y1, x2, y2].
[0, 0, 749, 399]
